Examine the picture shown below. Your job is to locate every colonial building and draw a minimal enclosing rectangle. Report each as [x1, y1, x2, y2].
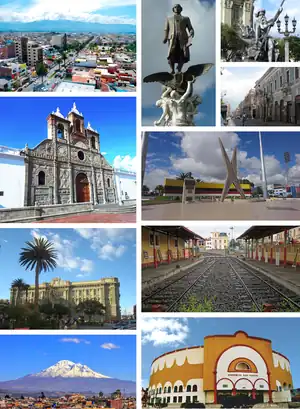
[209, 232, 229, 250]
[148, 331, 293, 406]
[10, 276, 121, 321]
[22, 103, 117, 207]
[237, 68, 300, 124]
[221, 0, 254, 28]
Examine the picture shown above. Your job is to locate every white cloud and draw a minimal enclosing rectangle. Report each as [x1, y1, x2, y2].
[60, 338, 90, 345]
[101, 343, 120, 349]
[113, 155, 137, 173]
[221, 68, 267, 110]
[141, 317, 189, 346]
[30, 230, 94, 274]
[0, 0, 136, 24]
[74, 228, 135, 261]
[142, 0, 215, 111]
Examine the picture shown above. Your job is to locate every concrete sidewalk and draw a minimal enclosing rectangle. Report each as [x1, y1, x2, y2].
[242, 258, 300, 296]
[142, 257, 204, 290]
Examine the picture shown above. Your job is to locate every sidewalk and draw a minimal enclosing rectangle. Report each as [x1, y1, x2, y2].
[242, 258, 300, 296]
[142, 257, 204, 290]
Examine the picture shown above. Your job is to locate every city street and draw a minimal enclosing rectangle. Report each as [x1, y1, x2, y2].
[227, 117, 297, 127]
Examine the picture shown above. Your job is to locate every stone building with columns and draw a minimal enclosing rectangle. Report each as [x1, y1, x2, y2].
[22, 102, 117, 207]
[10, 276, 121, 321]
[221, 0, 254, 28]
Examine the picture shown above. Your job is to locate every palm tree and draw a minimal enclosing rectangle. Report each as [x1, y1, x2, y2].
[176, 172, 193, 180]
[60, 51, 68, 68]
[155, 185, 164, 195]
[11, 278, 28, 306]
[56, 57, 62, 70]
[19, 237, 57, 311]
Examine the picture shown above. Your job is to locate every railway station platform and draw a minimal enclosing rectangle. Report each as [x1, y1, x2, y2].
[241, 258, 300, 297]
[142, 257, 204, 290]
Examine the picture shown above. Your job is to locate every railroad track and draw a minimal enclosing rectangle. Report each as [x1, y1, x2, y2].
[142, 256, 300, 312]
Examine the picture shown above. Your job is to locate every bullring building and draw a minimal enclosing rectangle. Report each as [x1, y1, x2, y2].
[148, 331, 293, 406]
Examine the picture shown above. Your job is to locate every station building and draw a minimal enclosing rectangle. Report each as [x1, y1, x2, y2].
[238, 226, 300, 267]
[164, 179, 252, 199]
[148, 331, 293, 406]
[142, 226, 205, 268]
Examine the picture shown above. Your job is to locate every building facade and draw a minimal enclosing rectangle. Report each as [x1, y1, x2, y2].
[221, 0, 254, 28]
[114, 169, 136, 205]
[23, 103, 117, 207]
[10, 276, 121, 321]
[210, 232, 229, 249]
[15, 37, 43, 67]
[148, 331, 293, 406]
[238, 68, 300, 124]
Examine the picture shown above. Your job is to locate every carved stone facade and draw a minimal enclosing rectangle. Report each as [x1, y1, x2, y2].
[23, 103, 117, 207]
[222, 0, 254, 27]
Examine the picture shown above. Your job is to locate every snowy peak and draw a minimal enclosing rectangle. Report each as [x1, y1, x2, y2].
[32, 360, 110, 379]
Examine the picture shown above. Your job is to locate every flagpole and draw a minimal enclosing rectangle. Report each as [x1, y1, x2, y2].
[259, 131, 268, 199]
[141, 131, 148, 186]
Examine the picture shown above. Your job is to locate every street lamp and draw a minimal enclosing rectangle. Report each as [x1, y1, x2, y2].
[277, 15, 297, 62]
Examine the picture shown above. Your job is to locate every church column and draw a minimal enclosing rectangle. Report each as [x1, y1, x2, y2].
[111, 170, 117, 203]
[101, 169, 106, 204]
[92, 165, 98, 205]
[52, 120, 58, 205]
[67, 139, 74, 204]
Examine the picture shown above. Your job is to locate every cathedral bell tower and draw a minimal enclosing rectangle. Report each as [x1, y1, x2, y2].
[67, 103, 85, 141]
[47, 107, 71, 141]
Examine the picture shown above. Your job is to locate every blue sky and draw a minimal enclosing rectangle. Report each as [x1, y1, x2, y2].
[0, 97, 136, 172]
[0, 335, 136, 381]
[142, 0, 216, 126]
[142, 317, 300, 388]
[0, 0, 136, 24]
[0, 228, 136, 313]
[143, 131, 300, 189]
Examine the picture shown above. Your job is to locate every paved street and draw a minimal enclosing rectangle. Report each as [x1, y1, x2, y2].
[142, 199, 300, 221]
[227, 118, 297, 127]
[38, 212, 136, 223]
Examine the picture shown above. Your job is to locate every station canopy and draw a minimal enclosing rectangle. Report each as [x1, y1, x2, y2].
[145, 226, 204, 241]
[237, 226, 298, 240]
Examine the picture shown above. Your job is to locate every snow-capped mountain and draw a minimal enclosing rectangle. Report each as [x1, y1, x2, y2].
[31, 360, 110, 379]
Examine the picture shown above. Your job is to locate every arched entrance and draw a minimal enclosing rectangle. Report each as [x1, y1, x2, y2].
[76, 173, 90, 203]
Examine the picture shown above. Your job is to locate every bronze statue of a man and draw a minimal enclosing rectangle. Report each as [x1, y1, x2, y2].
[163, 4, 194, 74]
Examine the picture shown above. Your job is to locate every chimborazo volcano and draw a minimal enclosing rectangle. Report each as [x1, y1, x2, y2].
[0, 360, 136, 395]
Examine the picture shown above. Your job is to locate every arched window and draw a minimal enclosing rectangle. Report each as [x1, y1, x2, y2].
[174, 386, 178, 393]
[283, 383, 287, 390]
[38, 171, 45, 186]
[91, 136, 96, 149]
[163, 387, 166, 393]
[107, 178, 111, 188]
[167, 386, 171, 393]
[57, 124, 64, 139]
[192, 385, 198, 392]
[289, 384, 292, 389]
[159, 387, 162, 394]
[236, 362, 251, 371]
[187, 385, 191, 392]
[178, 385, 183, 393]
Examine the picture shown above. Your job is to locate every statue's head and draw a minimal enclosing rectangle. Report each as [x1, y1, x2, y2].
[255, 9, 266, 18]
[156, 100, 162, 107]
[172, 4, 183, 14]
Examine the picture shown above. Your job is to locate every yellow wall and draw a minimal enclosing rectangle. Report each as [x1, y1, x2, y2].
[164, 178, 251, 190]
[142, 228, 186, 265]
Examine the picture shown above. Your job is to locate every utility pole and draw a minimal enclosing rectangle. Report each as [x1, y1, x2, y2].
[259, 132, 268, 200]
[141, 131, 148, 186]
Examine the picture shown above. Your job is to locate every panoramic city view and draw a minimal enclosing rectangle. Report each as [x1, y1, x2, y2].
[142, 131, 300, 220]
[0, 1, 136, 92]
[142, 317, 300, 407]
[0, 228, 136, 329]
[0, 334, 136, 406]
[141, 224, 300, 312]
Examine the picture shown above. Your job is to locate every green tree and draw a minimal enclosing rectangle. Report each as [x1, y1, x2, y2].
[19, 237, 57, 311]
[36, 62, 48, 83]
[278, 36, 300, 61]
[11, 278, 28, 306]
[56, 57, 62, 70]
[76, 300, 106, 323]
[176, 172, 193, 180]
[98, 392, 104, 398]
[155, 185, 164, 195]
[60, 51, 68, 68]
[142, 185, 150, 194]
[221, 23, 246, 61]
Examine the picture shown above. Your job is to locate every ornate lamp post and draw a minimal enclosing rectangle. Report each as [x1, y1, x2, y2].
[277, 15, 297, 62]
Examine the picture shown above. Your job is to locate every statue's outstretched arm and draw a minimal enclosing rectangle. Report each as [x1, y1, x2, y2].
[155, 100, 170, 126]
[164, 18, 169, 42]
[161, 86, 172, 98]
[179, 80, 193, 104]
